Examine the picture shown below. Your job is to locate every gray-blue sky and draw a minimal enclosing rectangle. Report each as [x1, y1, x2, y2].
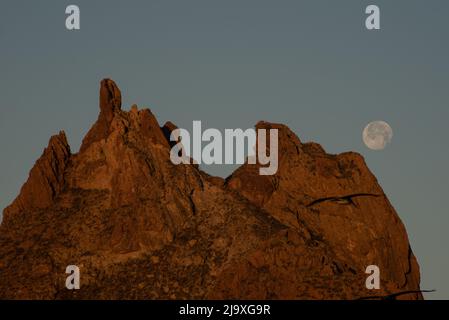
[1, 0, 448, 298]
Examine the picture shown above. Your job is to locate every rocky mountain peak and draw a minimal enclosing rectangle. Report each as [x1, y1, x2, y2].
[3, 131, 70, 222]
[80, 79, 122, 153]
[0, 79, 422, 300]
[100, 78, 122, 116]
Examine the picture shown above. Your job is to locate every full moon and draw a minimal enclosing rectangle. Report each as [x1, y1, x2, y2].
[362, 121, 393, 150]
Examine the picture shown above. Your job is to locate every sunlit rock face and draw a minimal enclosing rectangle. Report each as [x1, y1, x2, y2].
[0, 79, 421, 300]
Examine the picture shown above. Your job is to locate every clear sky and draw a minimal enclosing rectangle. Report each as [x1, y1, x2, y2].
[1, 0, 448, 299]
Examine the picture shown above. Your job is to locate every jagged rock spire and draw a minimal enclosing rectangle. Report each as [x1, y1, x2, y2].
[100, 78, 122, 121]
[80, 79, 122, 152]
[3, 131, 71, 220]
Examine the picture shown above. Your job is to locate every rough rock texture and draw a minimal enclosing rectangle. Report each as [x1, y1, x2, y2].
[3, 132, 71, 217]
[0, 79, 421, 300]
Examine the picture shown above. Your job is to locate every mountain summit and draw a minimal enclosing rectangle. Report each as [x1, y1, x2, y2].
[0, 79, 421, 299]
